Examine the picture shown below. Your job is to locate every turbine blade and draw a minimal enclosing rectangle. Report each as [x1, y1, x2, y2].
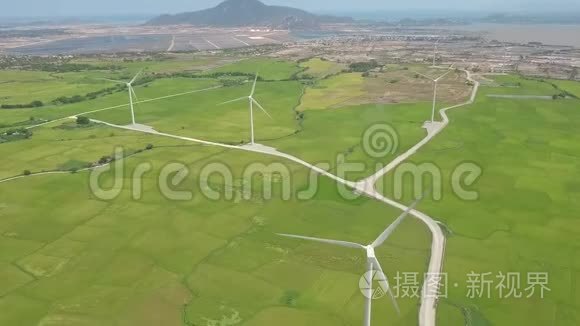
[130, 86, 139, 103]
[371, 195, 424, 248]
[129, 69, 143, 85]
[99, 78, 125, 84]
[414, 71, 435, 81]
[277, 233, 365, 249]
[363, 258, 373, 326]
[250, 73, 259, 97]
[252, 98, 273, 120]
[218, 97, 247, 106]
[435, 70, 452, 82]
[371, 257, 401, 315]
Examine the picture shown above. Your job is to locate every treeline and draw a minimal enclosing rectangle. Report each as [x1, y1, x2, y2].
[27, 63, 123, 73]
[1, 101, 44, 109]
[348, 60, 381, 73]
[0, 56, 122, 72]
[0, 128, 33, 144]
[153, 71, 264, 80]
[1, 84, 126, 109]
[52, 84, 125, 105]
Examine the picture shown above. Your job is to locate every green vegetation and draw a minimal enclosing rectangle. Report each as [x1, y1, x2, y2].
[0, 127, 33, 144]
[377, 74, 580, 325]
[0, 122, 159, 179]
[75, 116, 90, 125]
[298, 58, 345, 78]
[206, 58, 303, 80]
[298, 73, 366, 110]
[2, 55, 578, 326]
[0, 135, 430, 325]
[348, 60, 381, 73]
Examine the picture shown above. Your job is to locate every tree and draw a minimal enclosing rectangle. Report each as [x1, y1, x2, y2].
[76, 116, 90, 125]
[145, 144, 154, 150]
[570, 67, 578, 81]
[23, 170, 31, 176]
[98, 156, 111, 165]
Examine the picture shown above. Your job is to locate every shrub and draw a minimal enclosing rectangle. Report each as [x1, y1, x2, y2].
[76, 116, 90, 125]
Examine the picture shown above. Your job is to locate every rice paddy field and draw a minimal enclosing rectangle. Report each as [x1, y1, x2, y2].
[377, 74, 580, 325]
[1, 53, 579, 326]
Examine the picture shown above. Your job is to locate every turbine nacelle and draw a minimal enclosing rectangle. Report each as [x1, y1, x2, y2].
[365, 245, 376, 258]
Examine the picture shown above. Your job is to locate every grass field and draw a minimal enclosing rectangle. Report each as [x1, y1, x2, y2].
[298, 67, 470, 111]
[0, 53, 233, 107]
[377, 74, 580, 325]
[87, 79, 301, 143]
[206, 57, 303, 80]
[0, 70, 112, 105]
[0, 128, 431, 325]
[298, 73, 366, 110]
[268, 102, 432, 181]
[298, 58, 346, 78]
[0, 121, 185, 180]
[0, 57, 438, 325]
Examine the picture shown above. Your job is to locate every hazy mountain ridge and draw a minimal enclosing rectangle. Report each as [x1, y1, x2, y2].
[146, 0, 352, 28]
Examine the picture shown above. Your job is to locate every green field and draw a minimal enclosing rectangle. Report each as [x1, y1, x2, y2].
[377, 74, 580, 325]
[2, 54, 578, 326]
[206, 58, 303, 81]
[298, 58, 346, 78]
[298, 73, 366, 110]
[0, 132, 431, 325]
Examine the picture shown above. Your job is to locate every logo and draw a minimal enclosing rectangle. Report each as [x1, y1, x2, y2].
[359, 270, 389, 299]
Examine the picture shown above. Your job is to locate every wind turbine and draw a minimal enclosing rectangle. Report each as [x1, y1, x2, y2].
[415, 65, 454, 122]
[431, 38, 440, 67]
[218, 74, 272, 145]
[503, 45, 511, 73]
[101, 70, 143, 125]
[277, 196, 424, 326]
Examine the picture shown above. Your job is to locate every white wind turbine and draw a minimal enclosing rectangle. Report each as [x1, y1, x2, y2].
[431, 38, 440, 67]
[277, 196, 424, 326]
[218, 74, 272, 145]
[503, 45, 511, 73]
[101, 70, 143, 125]
[415, 65, 454, 122]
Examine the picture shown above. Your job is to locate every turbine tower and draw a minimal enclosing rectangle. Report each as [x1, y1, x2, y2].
[432, 39, 440, 67]
[277, 196, 424, 326]
[415, 65, 454, 122]
[218, 74, 272, 145]
[102, 70, 143, 125]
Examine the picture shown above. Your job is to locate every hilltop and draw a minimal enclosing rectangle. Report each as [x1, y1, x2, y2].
[146, 0, 352, 28]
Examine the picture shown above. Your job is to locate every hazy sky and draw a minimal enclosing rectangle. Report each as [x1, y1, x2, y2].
[2, 0, 579, 17]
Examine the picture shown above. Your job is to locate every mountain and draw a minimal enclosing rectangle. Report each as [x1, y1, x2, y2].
[146, 0, 352, 28]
